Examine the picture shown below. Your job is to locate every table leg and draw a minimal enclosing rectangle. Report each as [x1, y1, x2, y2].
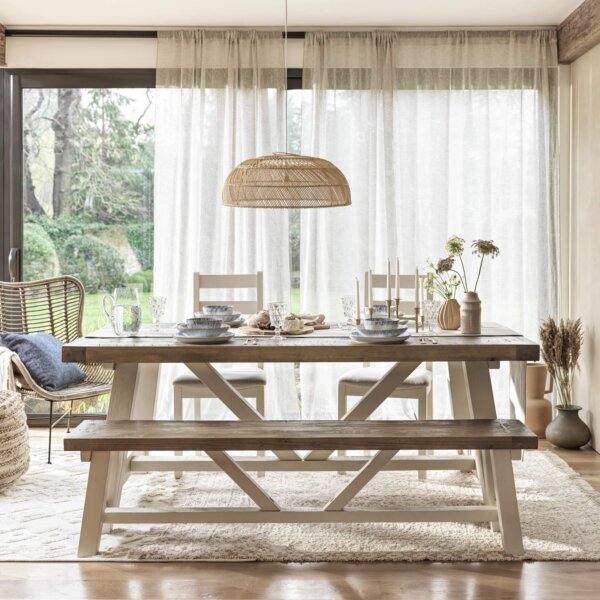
[304, 361, 420, 462]
[185, 362, 302, 462]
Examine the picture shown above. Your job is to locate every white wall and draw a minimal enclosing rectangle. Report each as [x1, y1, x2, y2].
[570, 43, 600, 449]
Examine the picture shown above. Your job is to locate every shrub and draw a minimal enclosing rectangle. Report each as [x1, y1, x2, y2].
[23, 223, 59, 281]
[60, 235, 125, 293]
[126, 222, 153, 271]
[127, 269, 153, 292]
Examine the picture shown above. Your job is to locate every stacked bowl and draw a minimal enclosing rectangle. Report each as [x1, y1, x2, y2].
[351, 317, 410, 344]
[175, 315, 233, 343]
[197, 305, 245, 327]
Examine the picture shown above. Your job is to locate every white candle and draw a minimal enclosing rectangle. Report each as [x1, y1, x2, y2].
[395, 258, 400, 300]
[355, 277, 361, 320]
[415, 268, 420, 309]
[369, 269, 373, 308]
[387, 260, 392, 301]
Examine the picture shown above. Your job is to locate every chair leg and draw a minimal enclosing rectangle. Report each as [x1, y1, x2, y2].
[255, 387, 265, 477]
[417, 389, 427, 481]
[338, 383, 347, 459]
[173, 386, 183, 479]
[66, 400, 74, 433]
[193, 398, 203, 457]
[47, 402, 54, 464]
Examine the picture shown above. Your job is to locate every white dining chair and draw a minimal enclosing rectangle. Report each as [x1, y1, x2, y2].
[173, 272, 266, 478]
[337, 272, 433, 479]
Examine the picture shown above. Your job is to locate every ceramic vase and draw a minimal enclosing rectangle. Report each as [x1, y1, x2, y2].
[525, 363, 553, 438]
[460, 291, 481, 335]
[437, 299, 461, 330]
[545, 405, 591, 449]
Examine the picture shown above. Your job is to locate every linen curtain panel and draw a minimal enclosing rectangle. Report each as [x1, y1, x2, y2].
[299, 30, 558, 419]
[153, 31, 298, 420]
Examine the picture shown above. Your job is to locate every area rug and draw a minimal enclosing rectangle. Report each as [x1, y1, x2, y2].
[1, 438, 600, 562]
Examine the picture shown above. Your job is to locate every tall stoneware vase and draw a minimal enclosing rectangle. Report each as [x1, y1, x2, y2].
[525, 363, 553, 438]
[460, 291, 481, 334]
[437, 299, 460, 330]
[546, 405, 591, 449]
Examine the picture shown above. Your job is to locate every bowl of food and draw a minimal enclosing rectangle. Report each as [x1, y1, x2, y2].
[282, 315, 304, 333]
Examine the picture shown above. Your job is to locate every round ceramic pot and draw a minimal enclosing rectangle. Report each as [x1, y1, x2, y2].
[545, 405, 591, 449]
[437, 299, 461, 330]
[460, 291, 481, 335]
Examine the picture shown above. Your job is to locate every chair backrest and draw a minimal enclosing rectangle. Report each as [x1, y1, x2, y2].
[0, 276, 84, 343]
[363, 272, 431, 315]
[193, 272, 264, 315]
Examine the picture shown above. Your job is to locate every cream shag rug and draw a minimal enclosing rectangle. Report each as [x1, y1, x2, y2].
[1, 438, 600, 562]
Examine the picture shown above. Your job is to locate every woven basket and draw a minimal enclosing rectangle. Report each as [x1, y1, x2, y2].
[0, 391, 30, 492]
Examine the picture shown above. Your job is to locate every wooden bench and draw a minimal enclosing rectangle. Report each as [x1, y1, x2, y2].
[65, 419, 537, 557]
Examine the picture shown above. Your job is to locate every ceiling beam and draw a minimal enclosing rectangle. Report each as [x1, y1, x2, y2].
[0, 25, 6, 66]
[559, 0, 600, 64]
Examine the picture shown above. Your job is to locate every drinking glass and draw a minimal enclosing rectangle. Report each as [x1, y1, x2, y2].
[148, 295, 167, 332]
[341, 294, 356, 329]
[103, 287, 141, 336]
[267, 302, 287, 344]
[423, 299, 441, 333]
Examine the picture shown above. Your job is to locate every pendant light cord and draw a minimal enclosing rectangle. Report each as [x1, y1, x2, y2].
[284, 0, 288, 153]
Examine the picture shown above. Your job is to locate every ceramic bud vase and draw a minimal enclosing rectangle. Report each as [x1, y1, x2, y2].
[546, 405, 591, 449]
[437, 299, 461, 330]
[460, 291, 481, 335]
[525, 363, 553, 438]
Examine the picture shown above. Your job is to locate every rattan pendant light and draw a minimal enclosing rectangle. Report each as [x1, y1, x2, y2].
[222, 2, 351, 209]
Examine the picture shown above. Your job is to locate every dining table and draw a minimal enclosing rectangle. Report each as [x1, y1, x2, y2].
[63, 321, 539, 524]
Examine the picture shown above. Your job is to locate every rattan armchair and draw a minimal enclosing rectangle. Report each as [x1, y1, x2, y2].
[0, 276, 113, 463]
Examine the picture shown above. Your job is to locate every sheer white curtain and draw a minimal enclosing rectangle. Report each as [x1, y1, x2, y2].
[153, 30, 298, 420]
[299, 30, 558, 419]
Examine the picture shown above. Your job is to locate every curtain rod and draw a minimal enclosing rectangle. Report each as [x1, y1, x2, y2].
[5, 26, 557, 38]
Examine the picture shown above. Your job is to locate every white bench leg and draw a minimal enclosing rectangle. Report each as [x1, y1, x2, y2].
[417, 389, 427, 481]
[78, 451, 110, 558]
[490, 449, 524, 556]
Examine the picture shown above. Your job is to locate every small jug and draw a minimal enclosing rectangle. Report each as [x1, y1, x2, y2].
[103, 287, 142, 336]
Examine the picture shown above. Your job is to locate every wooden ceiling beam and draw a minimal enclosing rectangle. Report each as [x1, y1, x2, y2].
[559, 0, 600, 64]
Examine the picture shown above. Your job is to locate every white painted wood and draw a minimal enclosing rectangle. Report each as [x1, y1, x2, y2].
[305, 361, 420, 461]
[78, 451, 110, 558]
[490, 449, 524, 556]
[129, 454, 478, 472]
[173, 384, 184, 480]
[103, 505, 499, 525]
[325, 450, 397, 511]
[204, 451, 279, 511]
[185, 362, 301, 462]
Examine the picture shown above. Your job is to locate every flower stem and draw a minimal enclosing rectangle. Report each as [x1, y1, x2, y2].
[473, 256, 485, 293]
[458, 256, 469, 292]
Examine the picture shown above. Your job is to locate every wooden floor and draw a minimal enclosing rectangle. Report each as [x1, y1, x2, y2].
[1, 432, 599, 600]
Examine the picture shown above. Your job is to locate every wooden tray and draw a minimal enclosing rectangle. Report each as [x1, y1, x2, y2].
[238, 326, 315, 336]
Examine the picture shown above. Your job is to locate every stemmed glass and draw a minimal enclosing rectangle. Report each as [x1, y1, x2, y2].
[423, 299, 441, 333]
[267, 302, 287, 344]
[341, 294, 356, 330]
[148, 295, 167, 332]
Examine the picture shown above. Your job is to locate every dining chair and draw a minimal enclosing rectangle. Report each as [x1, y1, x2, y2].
[0, 276, 113, 463]
[337, 272, 433, 479]
[172, 272, 266, 478]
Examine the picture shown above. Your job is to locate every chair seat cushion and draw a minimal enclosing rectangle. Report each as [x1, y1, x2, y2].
[174, 368, 266, 388]
[1, 332, 85, 392]
[338, 366, 432, 387]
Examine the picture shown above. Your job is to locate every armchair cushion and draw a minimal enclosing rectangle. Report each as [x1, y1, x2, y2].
[0, 332, 85, 392]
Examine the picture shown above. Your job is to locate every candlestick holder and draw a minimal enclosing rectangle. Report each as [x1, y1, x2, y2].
[355, 317, 361, 327]
[395, 298, 401, 319]
[414, 306, 421, 332]
[386, 299, 393, 319]
[367, 306, 374, 318]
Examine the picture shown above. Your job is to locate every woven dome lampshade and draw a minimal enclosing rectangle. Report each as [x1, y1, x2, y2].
[222, 152, 351, 209]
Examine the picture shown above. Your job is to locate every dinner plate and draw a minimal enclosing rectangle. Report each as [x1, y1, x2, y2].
[174, 332, 234, 344]
[350, 332, 411, 344]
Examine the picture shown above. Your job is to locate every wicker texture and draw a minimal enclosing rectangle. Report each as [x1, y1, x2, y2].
[0, 390, 29, 491]
[0, 276, 113, 403]
[222, 152, 352, 208]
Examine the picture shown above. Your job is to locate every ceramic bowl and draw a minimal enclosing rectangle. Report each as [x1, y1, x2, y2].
[363, 317, 402, 332]
[186, 316, 223, 329]
[203, 305, 235, 316]
[357, 325, 408, 337]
